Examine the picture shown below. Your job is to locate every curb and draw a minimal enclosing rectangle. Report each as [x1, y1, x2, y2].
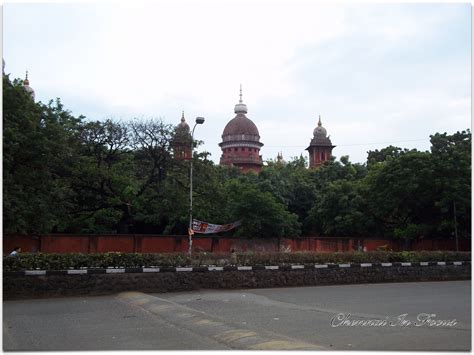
[4, 261, 470, 276]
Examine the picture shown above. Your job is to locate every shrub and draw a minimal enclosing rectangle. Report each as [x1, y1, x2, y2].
[3, 251, 470, 271]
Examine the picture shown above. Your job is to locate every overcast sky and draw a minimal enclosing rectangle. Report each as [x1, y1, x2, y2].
[4, 2, 471, 164]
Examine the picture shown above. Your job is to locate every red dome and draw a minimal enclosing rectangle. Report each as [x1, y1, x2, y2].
[222, 113, 260, 138]
[219, 87, 263, 173]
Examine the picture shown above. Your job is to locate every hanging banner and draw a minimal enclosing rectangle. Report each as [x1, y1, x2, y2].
[192, 219, 241, 234]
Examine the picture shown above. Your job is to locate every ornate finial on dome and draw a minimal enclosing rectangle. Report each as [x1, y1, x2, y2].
[24, 70, 30, 86]
[177, 110, 190, 132]
[234, 85, 248, 114]
[313, 114, 327, 137]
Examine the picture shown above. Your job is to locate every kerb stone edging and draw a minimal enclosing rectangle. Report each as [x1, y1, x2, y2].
[4, 260, 470, 276]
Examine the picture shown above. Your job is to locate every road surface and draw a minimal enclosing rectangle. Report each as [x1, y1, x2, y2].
[3, 281, 470, 351]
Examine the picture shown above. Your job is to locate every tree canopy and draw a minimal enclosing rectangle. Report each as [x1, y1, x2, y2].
[3, 73, 471, 242]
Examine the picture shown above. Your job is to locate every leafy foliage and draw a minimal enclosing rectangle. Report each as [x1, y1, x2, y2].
[3, 251, 470, 271]
[3, 73, 471, 242]
[3, 76, 82, 234]
[307, 180, 374, 237]
[225, 179, 301, 238]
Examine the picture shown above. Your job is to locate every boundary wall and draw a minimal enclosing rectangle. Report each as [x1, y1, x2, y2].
[4, 234, 470, 254]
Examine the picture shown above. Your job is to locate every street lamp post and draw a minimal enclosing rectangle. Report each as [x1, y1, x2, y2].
[189, 116, 205, 256]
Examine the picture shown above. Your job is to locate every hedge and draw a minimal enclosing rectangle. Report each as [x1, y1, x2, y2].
[3, 251, 471, 272]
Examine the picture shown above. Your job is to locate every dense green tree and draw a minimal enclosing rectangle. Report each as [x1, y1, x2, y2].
[140, 157, 189, 234]
[225, 179, 301, 238]
[306, 179, 374, 237]
[153, 152, 234, 235]
[309, 156, 367, 190]
[259, 156, 317, 234]
[367, 145, 410, 167]
[66, 119, 133, 232]
[429, 130, 471, 238]
[68, 118, 176, 233]
[193, 159, 233, 224]
[361, 131, 471, 244]
[363, 150, 439, 244]
[3, 75, 82, 234]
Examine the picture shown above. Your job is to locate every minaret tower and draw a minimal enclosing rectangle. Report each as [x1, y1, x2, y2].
[306, 115, 335, 168]
[172, 111, 192, 160]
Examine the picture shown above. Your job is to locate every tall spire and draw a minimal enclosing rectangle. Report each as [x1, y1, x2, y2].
[234, 84, 248, 114]
[318, 115, 322, 126]
[181, 110, 185, 122]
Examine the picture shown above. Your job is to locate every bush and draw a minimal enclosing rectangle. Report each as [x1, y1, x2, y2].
[234, 251, 471, 265]
[3, 251, 470, 271]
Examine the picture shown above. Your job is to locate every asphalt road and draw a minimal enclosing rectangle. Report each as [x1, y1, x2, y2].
[3, 280, 471, 351]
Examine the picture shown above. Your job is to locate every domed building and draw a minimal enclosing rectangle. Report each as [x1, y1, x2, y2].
[23, 70, 35, 100]
[171, 111, 192, 160]
[219, 87, 263, 173]
[306, 115, 335, 168]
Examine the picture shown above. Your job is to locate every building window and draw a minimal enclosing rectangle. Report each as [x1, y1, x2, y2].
[234, 148, 238, 152]
[321, 152, 325, 161]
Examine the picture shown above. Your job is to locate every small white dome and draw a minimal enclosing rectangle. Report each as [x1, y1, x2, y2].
[313, 125, 327, 137]
[313, 115, 327, 137]
[234, 102, 248, 114]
